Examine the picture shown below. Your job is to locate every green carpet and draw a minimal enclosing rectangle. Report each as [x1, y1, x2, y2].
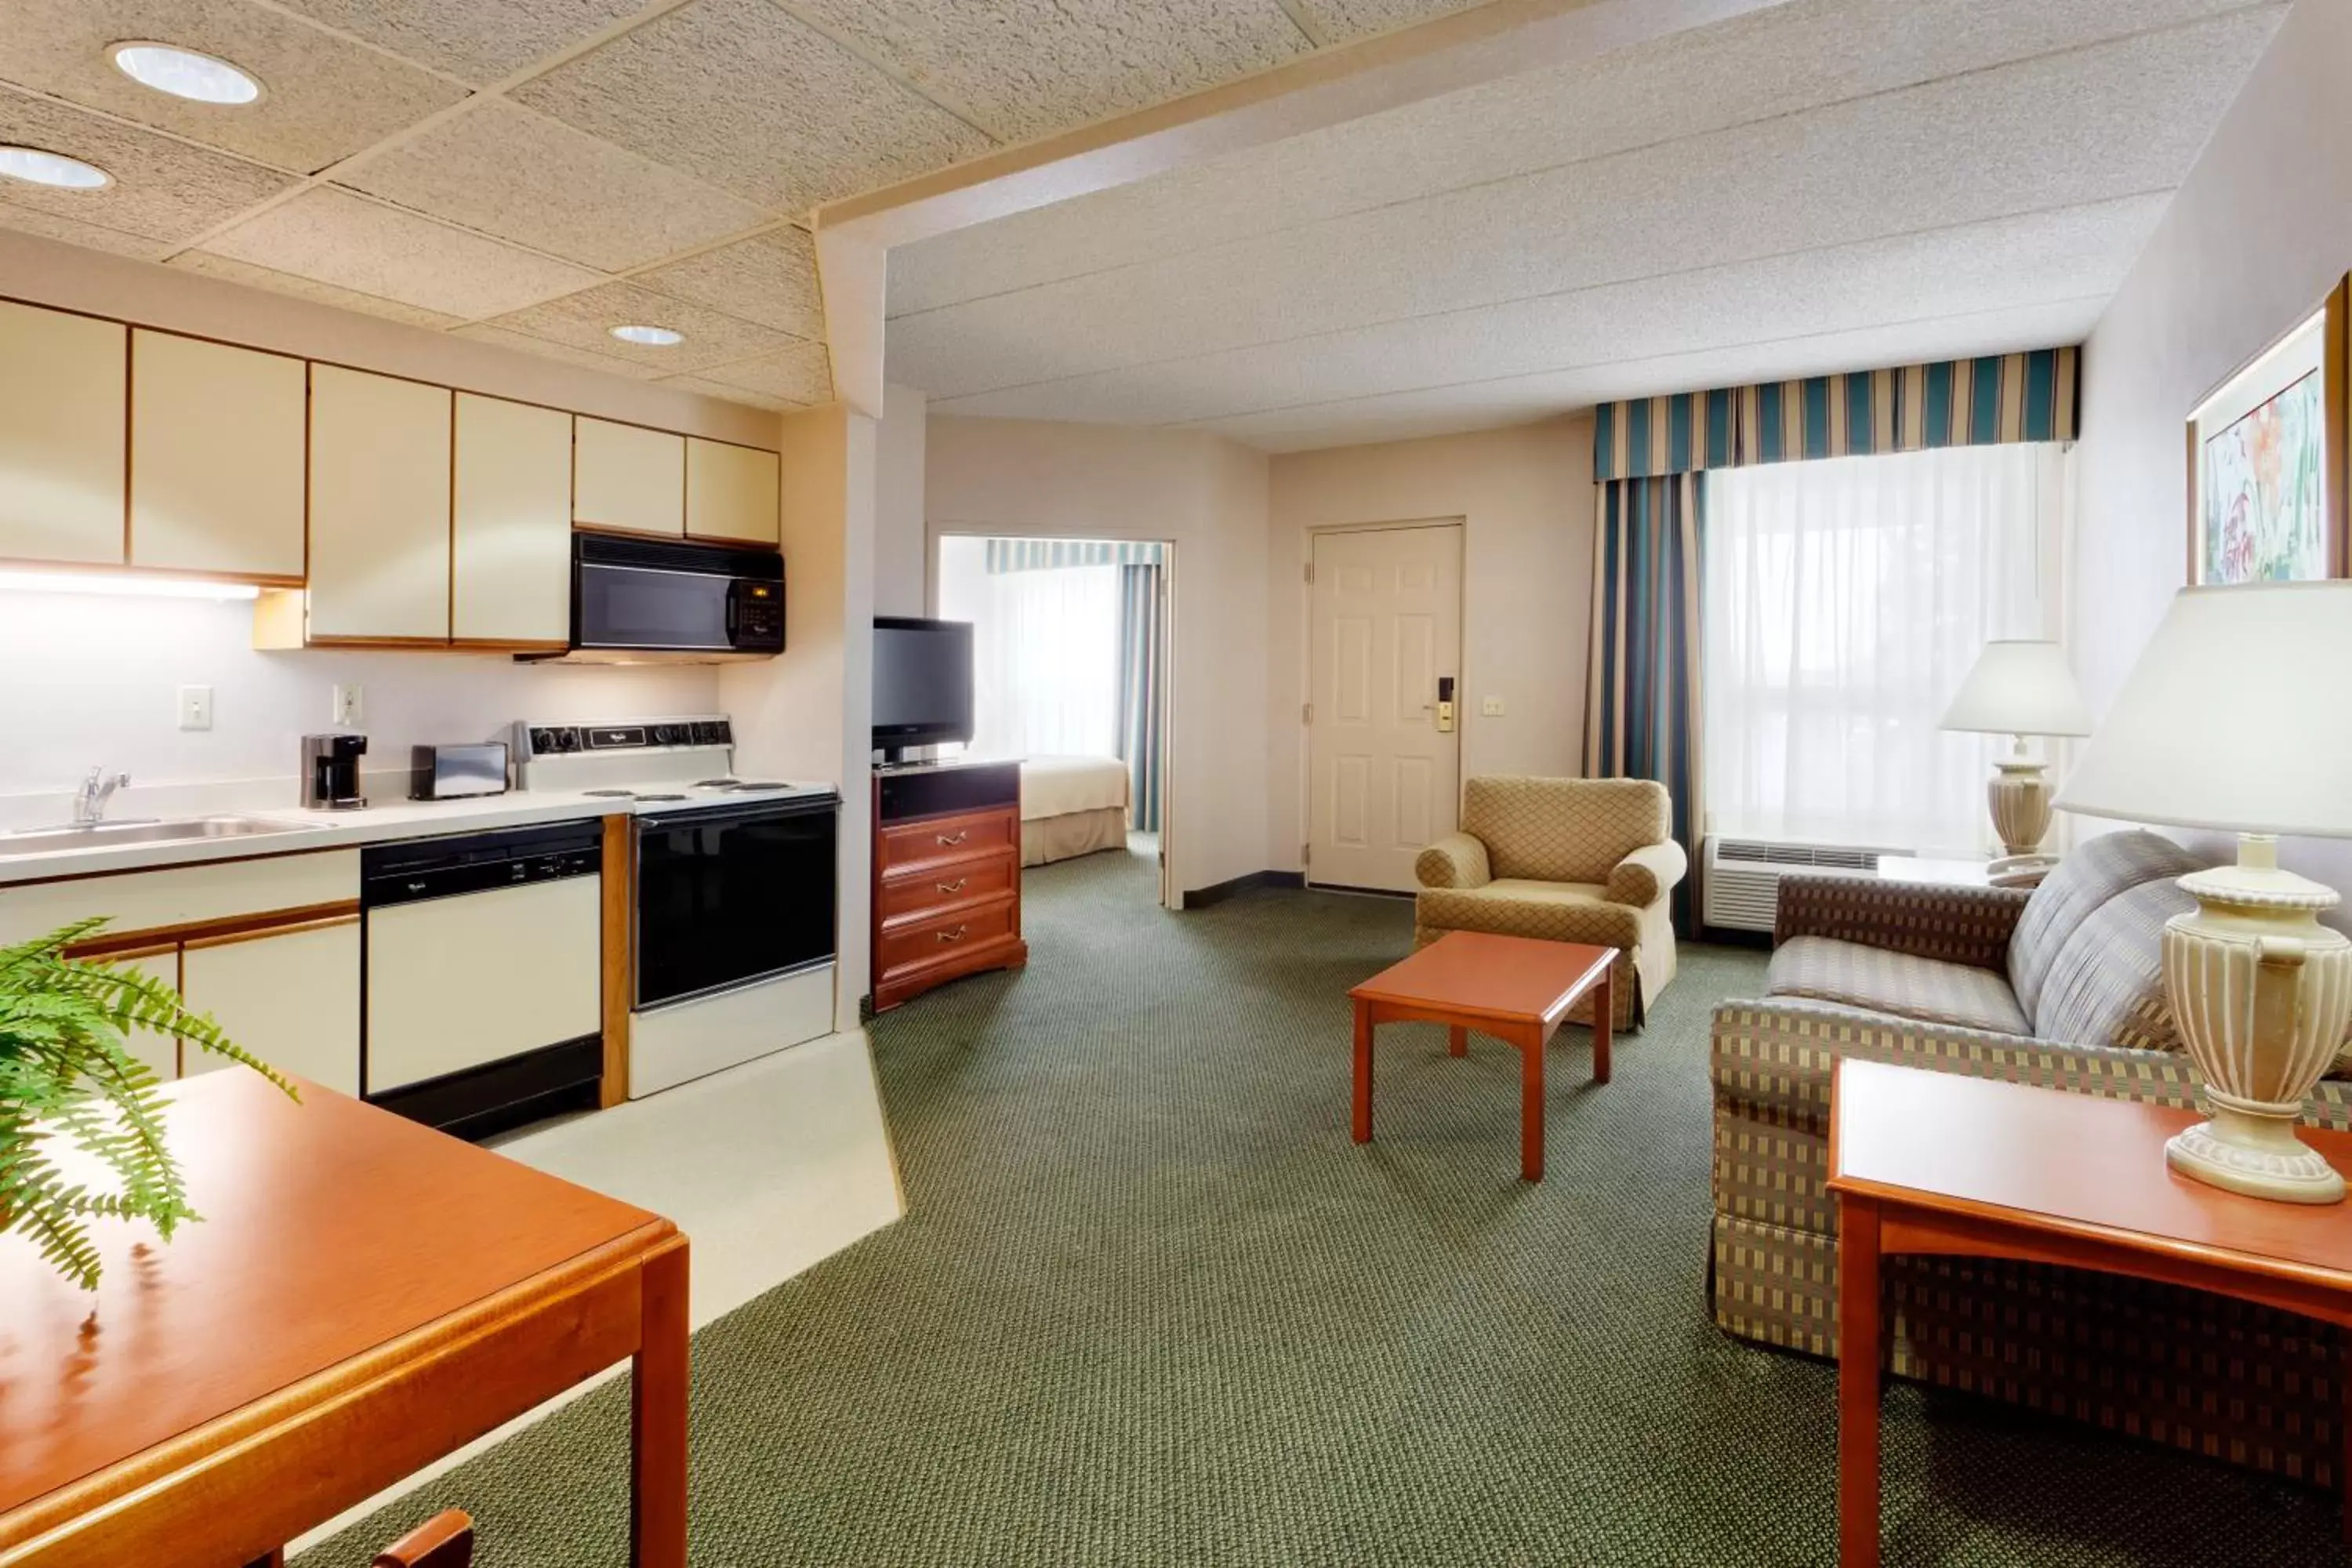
[302, 842, 2348, 1566]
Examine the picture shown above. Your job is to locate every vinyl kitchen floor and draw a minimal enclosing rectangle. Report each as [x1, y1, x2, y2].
[290, 1024, 902, 1554]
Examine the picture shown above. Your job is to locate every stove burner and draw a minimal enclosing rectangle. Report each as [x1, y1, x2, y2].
[691, 778, 741, 788]
[635, 792, 690, 802]
[583, 788, 638, 798]
[728, 781, 789, 790]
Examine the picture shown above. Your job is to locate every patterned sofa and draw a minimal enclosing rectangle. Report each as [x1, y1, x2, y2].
[1711, 829, 2352, 1487]
[1414, 776, 1685, 1032]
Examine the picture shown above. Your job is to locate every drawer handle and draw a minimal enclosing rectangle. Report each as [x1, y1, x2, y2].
[936, 831, 968, 847]
[938, 877, 968, 894]
[936, 924, 968, 944]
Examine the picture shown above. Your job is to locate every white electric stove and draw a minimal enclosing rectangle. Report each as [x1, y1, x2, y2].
[515, 715, 840, 1098]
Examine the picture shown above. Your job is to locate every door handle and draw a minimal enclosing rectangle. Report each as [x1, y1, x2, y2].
[936, 830, 967, 847]
[936, 924, 968, 943]
[938, 877, 968, 894]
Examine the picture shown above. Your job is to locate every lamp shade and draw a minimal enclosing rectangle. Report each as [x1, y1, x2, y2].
[2054, 582, 2352, 839]
[1940, 639, 2093, 737]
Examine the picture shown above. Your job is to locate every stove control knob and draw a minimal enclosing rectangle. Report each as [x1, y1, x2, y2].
[528, 727, 557, 755]
[556, 728, 583, 752]
[652, 724, 677, 746]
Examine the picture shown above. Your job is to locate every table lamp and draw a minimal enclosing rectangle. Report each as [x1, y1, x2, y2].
[2054, 582, 2352, 1203]
[1939, 640, 2093, 886]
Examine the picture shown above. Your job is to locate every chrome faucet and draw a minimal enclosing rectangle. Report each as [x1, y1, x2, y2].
[72, 768, 130, 826]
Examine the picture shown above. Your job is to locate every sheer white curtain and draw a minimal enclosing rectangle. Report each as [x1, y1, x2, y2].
[1701, 443, 2070, 857]
[935, 535, 1121, 759]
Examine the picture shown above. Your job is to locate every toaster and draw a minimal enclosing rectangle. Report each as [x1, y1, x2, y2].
[409, 742, 510, 800]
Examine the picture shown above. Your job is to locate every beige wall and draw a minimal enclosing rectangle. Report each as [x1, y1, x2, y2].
[874, 383, 929, 616]
[2077, 0, 2351, 925]
[924, 415, 1271, 898]
[0, 228, 775, 448]
[1264, 416, 1593, 873]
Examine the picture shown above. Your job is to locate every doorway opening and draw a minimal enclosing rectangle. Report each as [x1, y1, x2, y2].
[935, 535, 1174, 909]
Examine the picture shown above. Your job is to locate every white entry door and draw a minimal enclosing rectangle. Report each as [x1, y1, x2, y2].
[1307, 523, 1463, 891]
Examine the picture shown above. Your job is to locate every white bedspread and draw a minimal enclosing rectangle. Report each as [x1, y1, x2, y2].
[1020, 754, 1130, 821]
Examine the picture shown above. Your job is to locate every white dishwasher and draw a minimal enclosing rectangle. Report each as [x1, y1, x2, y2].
[362, 821, 604, 1139]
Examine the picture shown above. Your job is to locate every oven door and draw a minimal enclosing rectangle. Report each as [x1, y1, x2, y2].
[634, 798, 838, 1011]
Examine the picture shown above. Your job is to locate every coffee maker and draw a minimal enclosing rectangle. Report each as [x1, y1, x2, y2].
[301, 733, 368, 810]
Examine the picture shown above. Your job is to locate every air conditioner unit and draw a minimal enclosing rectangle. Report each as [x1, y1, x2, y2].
[1701, 835, 1911, 933]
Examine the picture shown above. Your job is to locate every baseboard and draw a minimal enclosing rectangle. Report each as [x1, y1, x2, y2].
[1182, 869, 1306, 909]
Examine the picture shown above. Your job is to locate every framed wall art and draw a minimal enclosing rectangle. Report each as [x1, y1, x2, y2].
[2185, 274, 2350, 585]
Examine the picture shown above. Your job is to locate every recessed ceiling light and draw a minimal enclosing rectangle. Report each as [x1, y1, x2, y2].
[110, 42, 263, 105]
[0, 147, 111, 190]
[609, 324, 684, 347]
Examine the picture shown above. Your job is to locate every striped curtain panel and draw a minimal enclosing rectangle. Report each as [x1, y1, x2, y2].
[1584, 474, 1704, 933]
[1116, 564, 1163, 833]
[986, 538, 1167, 573]
[1593, 347, 2078, 480]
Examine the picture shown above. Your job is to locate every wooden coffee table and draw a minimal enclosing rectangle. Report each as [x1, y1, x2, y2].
[1348, 931, 1617, 1181]
[1829, 1058, 2352, 1567]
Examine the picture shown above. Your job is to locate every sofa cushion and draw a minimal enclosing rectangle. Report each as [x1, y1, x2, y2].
[2009, 830, 2204, 1019]
[1460, 776, 1667, 884]
[2032, 877, 2193, 1054]
[1414, 879, 1642, 950]
[1766, 935, 2032, 1036]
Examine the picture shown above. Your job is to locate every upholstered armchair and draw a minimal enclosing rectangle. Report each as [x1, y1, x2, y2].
[1413, 776, 1686, 1031]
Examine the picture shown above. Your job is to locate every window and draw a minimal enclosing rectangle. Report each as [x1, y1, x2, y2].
[1701, 442, 2070, 856]
[935, 535, 1121, 758]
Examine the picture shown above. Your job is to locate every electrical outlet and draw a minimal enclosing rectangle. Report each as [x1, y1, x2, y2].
[177, 684, 213, 731]
[1481, 696, 1505, 717]
[331, 682, 364, 728]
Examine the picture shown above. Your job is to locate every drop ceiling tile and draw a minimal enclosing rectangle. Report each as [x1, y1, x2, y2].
[339, 100, 769, 271]
[454, 322, 674, 379]
[511, 0, 995, 214]
[0, 0, 466, 174]
[690, 340, 833, 405]
[784, 0, 1308, 143]
[270, 0, 652, 85]
[484, 280, 798, 371]
[203, 187, 606, 320]
[0, 203, 173, 261]
[171, 250, 463, 329]
[657, 373, 799, 412]
[1290, 0, 1484, 44]
[630, 226, 825, 337]
[0, 85, 294, 241]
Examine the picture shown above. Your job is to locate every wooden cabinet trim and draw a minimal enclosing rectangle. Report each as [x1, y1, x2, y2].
[3, 844, 355, 892]
[64, 899, 361, 958]
[599, 815, 630, 1111]
[180, 909, 360, 951]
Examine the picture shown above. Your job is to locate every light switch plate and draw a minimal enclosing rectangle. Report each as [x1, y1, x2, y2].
[331, 683, 364, 728]
[177, 684, 213, 731]
[1481, 696, 1505, 717]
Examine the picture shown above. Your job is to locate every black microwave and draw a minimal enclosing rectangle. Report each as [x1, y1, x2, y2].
[542, 533, 785, 663]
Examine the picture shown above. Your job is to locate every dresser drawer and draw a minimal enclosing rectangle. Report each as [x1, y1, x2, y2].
[876, 894, 1017, 979]
[877, 808, 1015, 875]
[878, 851, 1017, 923]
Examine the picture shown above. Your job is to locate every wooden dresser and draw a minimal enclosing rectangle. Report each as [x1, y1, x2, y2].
[871, 760, 1027, 1011]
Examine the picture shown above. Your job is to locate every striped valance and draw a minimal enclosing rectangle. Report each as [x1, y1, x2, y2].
[984, 538, 1167, 573]
[1593, 347, 2078, 481]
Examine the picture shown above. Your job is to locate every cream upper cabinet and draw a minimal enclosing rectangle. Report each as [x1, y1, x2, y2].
[453, 393, 571, 645]
[130, 331, 306, 580]
[308, 365, 452, 642]
[180, 917, 361, 1097]
[574, 416, 683, 536]
[0, 300, 125, 566]
[685, 437, 779, 545]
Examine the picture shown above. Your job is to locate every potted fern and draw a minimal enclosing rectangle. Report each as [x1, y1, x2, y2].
[1, 917, 295, 1289]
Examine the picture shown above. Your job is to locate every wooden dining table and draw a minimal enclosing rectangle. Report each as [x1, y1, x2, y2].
[0, 1069, 688, 1568]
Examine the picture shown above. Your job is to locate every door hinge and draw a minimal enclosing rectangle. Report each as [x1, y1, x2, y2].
[1301, 702, 1312, 725]
[1301, 843, 1311, 866]
[1303, 561, 1315, 585]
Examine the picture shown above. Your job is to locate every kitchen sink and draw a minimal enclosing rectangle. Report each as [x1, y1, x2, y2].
[0, 815, 314, 858]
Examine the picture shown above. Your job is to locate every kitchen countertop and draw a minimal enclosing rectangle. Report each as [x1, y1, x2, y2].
[0, 790, 633, 887]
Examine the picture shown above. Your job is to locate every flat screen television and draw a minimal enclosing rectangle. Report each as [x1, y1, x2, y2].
[872, 616, 975, 762]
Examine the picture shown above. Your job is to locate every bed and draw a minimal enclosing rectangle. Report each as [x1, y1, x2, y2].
[1020, 755, 1131, 866]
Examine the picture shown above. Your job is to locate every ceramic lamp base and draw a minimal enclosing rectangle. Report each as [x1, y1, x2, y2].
[1986, 756, 2053, 859]
[2161, 836, 2352, 1206]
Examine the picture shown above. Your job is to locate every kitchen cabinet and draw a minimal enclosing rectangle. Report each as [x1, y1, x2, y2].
[574, 416, 683, 536]
[307, 365, 452, 642]
[0, 299, 125, 566]
[453, 393, 571, 646]
[180, 915, 361, 1096]
[129, 331, 305, 581]
[0, 849, 360, 947]
[684, 437, 779, 545]
[113, 942, 183, 1083]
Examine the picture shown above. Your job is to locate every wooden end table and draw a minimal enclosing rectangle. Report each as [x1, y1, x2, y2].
[1348, 931, 1617, 1181]
[0, 1070, 688, 1568]
[1829, 1058, 2352, 1567]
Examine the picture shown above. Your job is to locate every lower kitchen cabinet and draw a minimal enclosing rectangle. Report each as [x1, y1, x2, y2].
[179, 915, 361, 1096]
[112, 942, 183, 1083]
